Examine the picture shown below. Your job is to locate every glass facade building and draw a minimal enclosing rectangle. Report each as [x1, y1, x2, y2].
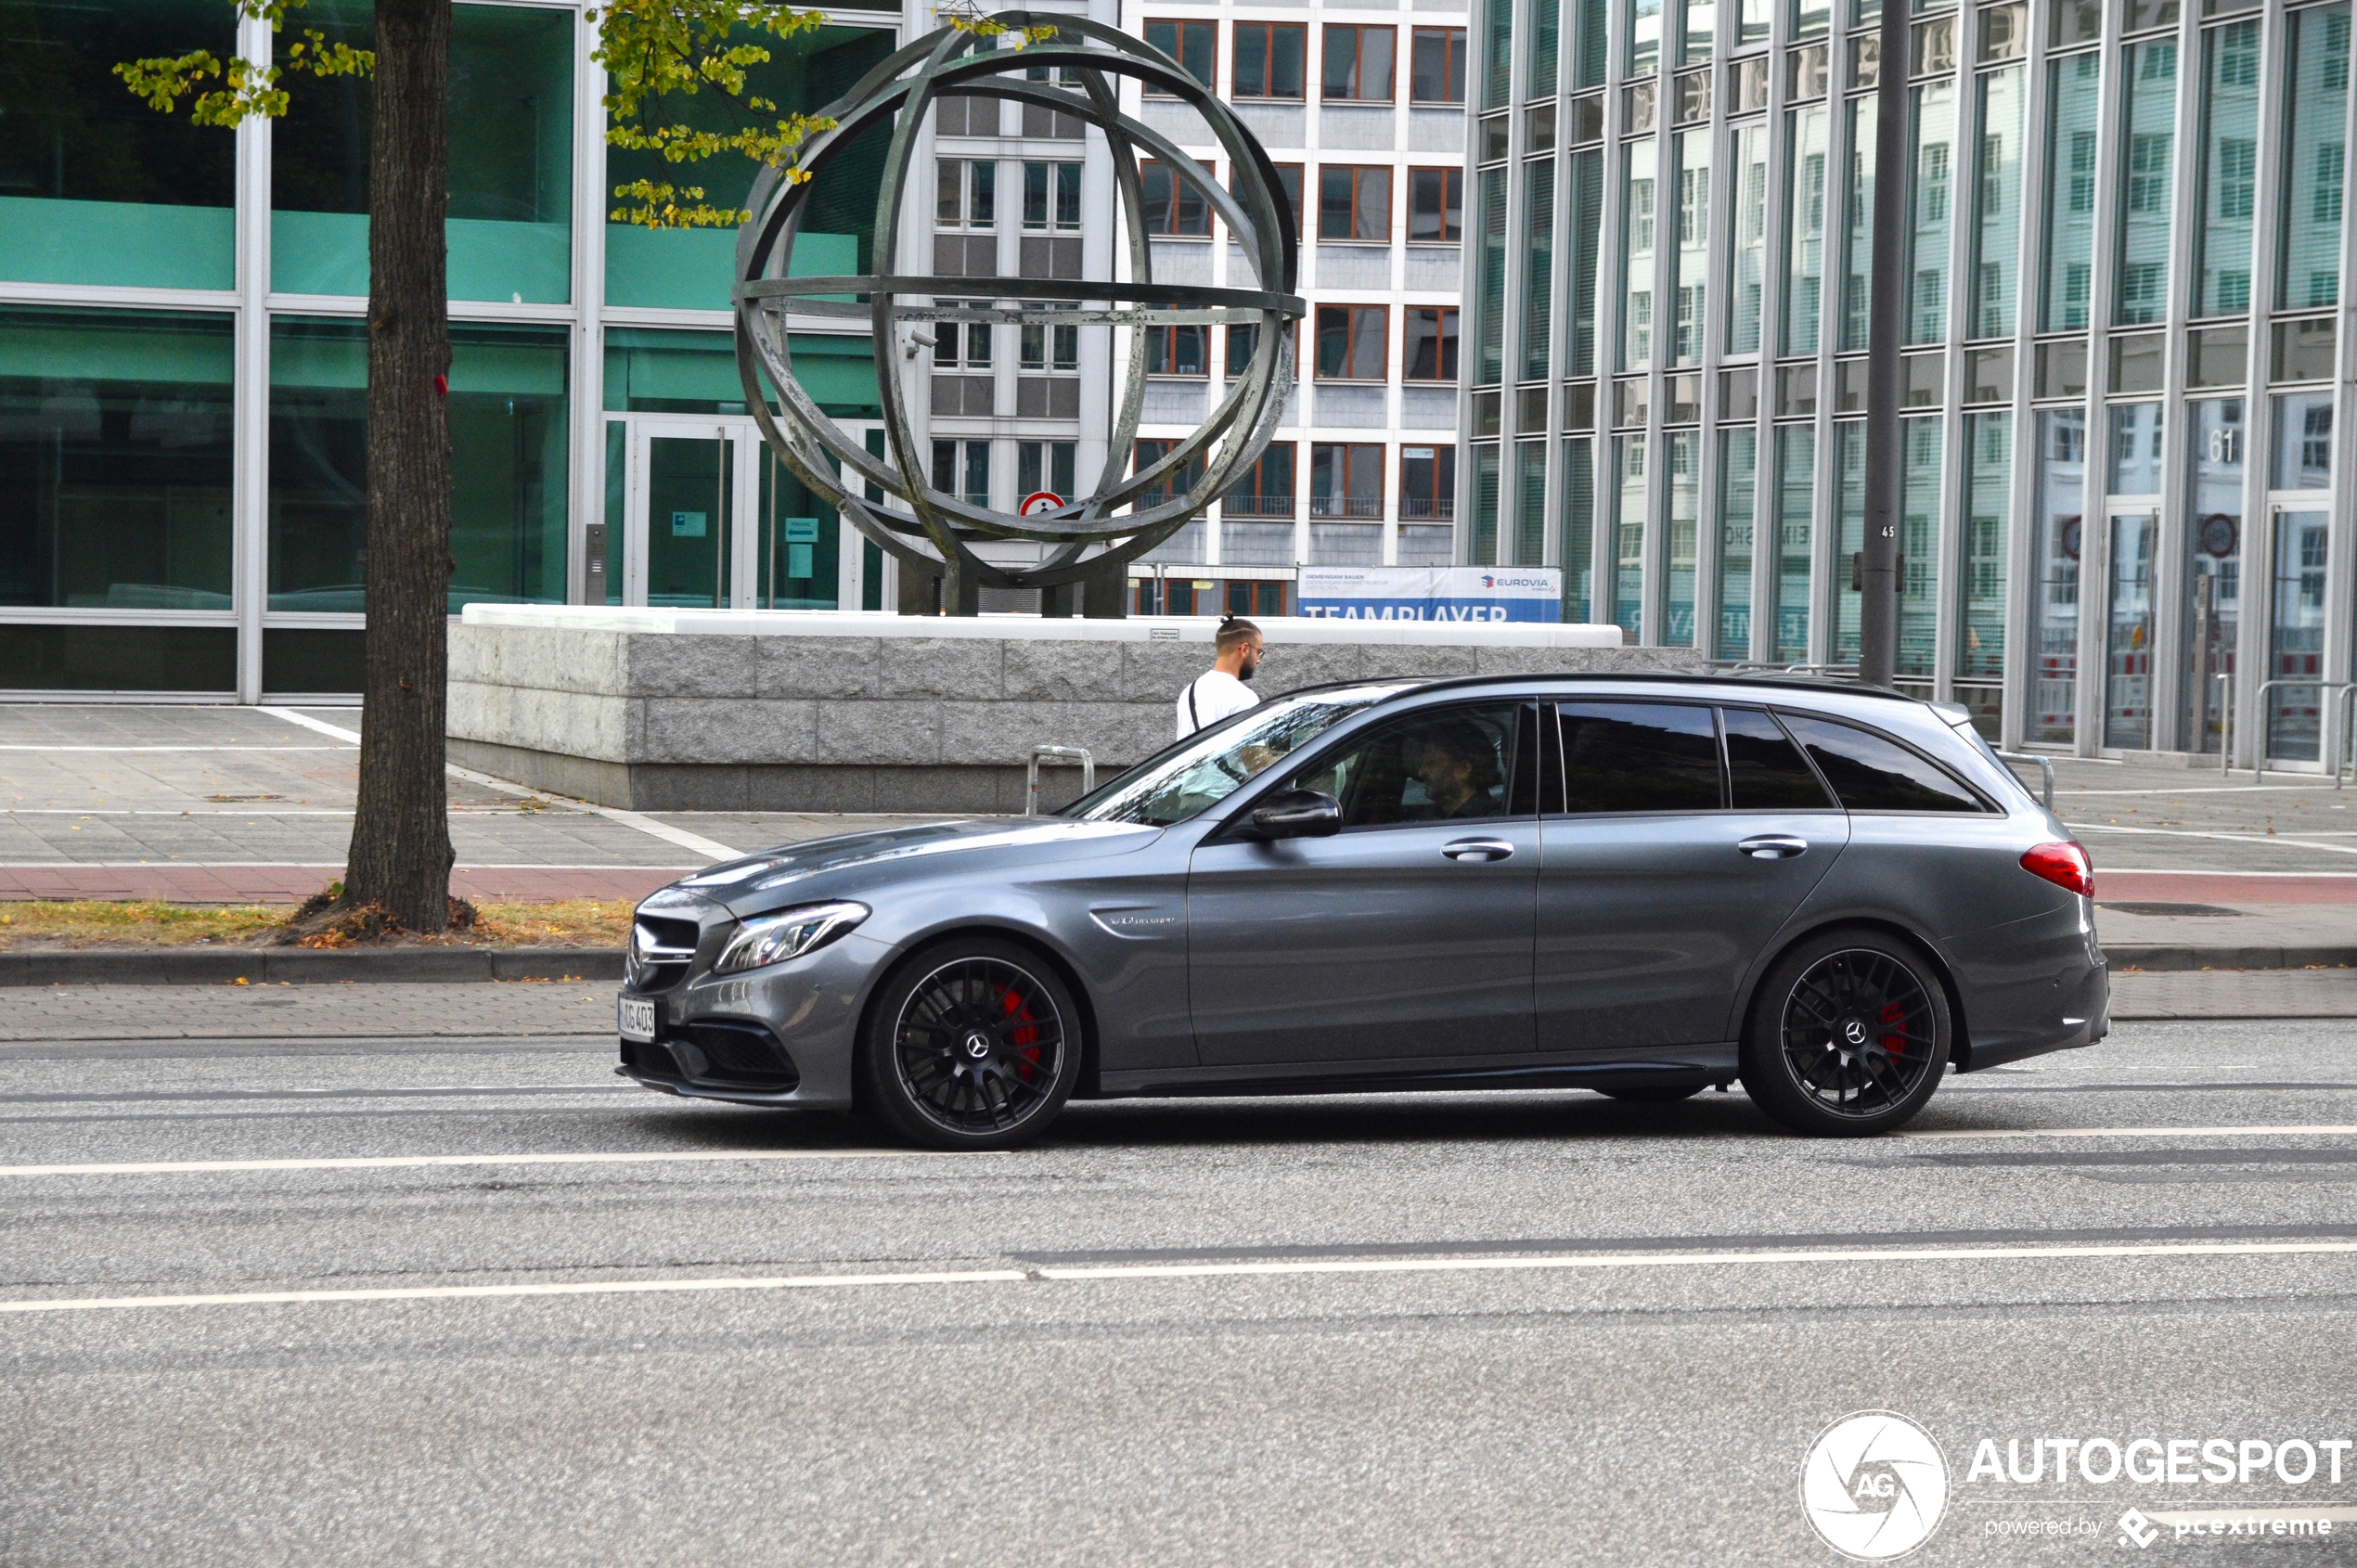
[1463, 0, 2357, 765]
[1, 0, 898, 696]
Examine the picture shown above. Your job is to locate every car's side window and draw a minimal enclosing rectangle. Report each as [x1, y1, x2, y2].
[1721, 707, 1838, 810]
[1286, 703, 1527, 828]
[1775, 713, 1989, 813]
[1555, 702, 1724, 813]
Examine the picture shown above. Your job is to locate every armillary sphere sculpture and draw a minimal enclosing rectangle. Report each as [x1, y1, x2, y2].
[733, 10, 1306, 612]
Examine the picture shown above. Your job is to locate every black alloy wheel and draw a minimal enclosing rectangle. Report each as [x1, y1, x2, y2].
[1739, 929, 1951, 1137]
[863, 937, 1082, 1150]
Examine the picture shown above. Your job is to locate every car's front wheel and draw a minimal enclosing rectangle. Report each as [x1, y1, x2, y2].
[860, 937, 1082, 1151]
[1739, 928, 1951, 1137]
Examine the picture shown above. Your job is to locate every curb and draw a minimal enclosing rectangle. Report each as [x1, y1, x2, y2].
[0, 948, 623, 987]
[2108, 945, 2357, 973]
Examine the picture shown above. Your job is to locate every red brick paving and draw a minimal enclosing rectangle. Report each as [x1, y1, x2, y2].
[2099, 869, 2357, 905]
[0, 866, 689, 904]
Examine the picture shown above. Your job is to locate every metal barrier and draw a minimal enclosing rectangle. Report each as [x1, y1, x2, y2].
[1995, 752, 2055, 810]
[1025, 744, 1095, 816]
[2243, 678, 2353, 785]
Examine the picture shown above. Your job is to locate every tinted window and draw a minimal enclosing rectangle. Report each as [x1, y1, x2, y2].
[1777, 714, 1987, 813]
[1556, 702, 1723, 813]
[1288, 703, 1527, 827]
[1721, 708, 1837, 809]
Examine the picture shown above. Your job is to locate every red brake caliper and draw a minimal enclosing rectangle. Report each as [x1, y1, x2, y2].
[1878, 1000, 1908, 1055]
[998, 984, 1042, 1080]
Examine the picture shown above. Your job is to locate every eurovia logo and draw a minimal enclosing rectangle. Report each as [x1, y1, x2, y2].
[1800, 1411, 1951, 1561]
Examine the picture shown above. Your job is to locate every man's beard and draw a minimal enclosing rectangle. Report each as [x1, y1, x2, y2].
[1237, 657, 1257, 682]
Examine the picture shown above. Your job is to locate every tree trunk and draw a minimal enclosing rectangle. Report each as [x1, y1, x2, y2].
[346, 0, 455, 932]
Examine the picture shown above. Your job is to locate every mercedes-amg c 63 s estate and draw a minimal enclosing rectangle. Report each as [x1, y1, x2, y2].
[616, 675, 2107, 1150]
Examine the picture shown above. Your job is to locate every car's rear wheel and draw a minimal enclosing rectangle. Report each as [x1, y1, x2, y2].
[1739, 929, 1951, 1137]
[860, 937, 1082, 1151]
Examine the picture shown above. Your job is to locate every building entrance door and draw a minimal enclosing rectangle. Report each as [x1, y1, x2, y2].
[611, 417, 884, 610]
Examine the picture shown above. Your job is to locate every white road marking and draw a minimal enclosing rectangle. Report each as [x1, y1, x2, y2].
[7, 1239, 2357, 1315]
[2058, 785, 2345, 796]
[0, 1270, 1027, 1314]
[1903, 1124, 2357, 1140]
[259, 707, 741, 863]
[0, 1148, 935, 1178]
[2073, 823, 2357, 856]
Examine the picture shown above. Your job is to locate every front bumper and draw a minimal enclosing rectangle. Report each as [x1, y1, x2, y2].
[616, 931, 888, 1110]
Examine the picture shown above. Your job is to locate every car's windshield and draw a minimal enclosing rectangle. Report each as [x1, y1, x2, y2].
[1065, 685, 1413, 827]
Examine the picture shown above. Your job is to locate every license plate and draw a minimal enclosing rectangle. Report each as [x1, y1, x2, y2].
[618, 996, 657, 1042]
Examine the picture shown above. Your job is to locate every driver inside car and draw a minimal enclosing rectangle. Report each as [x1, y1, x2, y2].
[1405, 720, 1505, 821]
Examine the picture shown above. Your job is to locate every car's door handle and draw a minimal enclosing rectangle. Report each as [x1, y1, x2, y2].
[1737, 835, 1809, 859]
[1441, 837, 1516, 862]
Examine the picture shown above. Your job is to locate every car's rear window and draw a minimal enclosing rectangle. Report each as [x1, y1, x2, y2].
[1723, 708, 1838, 809]
[1556, 702, 1722, 812]
[1777, 713, 1987, 813]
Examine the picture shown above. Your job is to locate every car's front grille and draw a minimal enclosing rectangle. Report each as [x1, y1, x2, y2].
[630, 914, 701, 991]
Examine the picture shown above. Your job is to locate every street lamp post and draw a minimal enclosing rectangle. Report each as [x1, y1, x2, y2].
[1858, 0, 1909, 688]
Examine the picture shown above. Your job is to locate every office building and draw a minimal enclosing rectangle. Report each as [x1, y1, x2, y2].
[1465, 0, 2352, 763]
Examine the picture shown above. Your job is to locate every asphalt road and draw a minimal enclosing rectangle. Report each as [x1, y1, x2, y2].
[6, 1001, 2357, 1564]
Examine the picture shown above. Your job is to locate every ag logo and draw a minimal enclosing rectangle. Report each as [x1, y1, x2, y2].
[1799, 1411, 1949, 1561]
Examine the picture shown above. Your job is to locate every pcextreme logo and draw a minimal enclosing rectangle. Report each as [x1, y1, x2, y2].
[1800, 1411, 1951, 1561]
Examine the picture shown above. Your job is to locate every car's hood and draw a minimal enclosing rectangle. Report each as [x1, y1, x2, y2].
[664, 816, 1164, 915]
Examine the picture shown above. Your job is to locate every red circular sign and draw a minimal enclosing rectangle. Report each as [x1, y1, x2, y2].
[1020, 491, 1064, 517]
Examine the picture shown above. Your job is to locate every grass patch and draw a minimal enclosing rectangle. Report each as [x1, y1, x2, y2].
[0, 899, 631, 950]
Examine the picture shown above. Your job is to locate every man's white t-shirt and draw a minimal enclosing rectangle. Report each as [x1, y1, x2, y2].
[1177, 670, 1260, 739]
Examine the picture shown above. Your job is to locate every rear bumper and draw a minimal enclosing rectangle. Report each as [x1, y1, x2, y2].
[1947, 904, 2110, 1073]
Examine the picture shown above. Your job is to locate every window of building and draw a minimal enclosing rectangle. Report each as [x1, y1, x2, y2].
[1315, 305, 1388, 379]
[1323, 25, 1397, 100]
[0, 307, 236, 610]
[936, 159, 996, 227]
[1319, 166, 1392, 240]
[933, 302, 993, 368]
[1401, 444, 1457, 519]
[274, 1, 584, 303]
[1234, 22, 1308, 98]
[1144, 19, 1217, 91]
[1312, 443, 1386, 517]
[1017, 441, 1077, 500]
[1227, 443, 1297, 516]
[932, 439, 992, 508]
[1144, 324, 1209, 376]
[273, 316, 569, 612]
[2277, 2, 2350, 311]
[1020, 304, 1080, 370]
[1410, 26, 1469, 101]
[1022, 162, 1082, 230]
[1405, 307, 1461, 380]
[1226, 320, 1299, 377]
[1408, 167, 1464, 241]
[1141, 161, 1213, 236]
[0, 0, 238, 291]
[1135, 438, 1206, 506]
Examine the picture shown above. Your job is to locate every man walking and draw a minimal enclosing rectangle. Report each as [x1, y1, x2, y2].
[1177, 615, 1264, 739]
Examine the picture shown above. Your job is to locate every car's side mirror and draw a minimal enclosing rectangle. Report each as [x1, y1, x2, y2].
[1249, 789, 1342, 840]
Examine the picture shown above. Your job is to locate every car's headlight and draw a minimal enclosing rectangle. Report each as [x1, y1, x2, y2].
[712, 902, 869, 975]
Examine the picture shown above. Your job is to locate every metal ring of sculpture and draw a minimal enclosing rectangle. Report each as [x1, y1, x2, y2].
[732, 9, 1307, 594]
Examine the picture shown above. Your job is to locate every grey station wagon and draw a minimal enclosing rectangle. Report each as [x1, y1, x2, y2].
[617, 675, 2108, 1150]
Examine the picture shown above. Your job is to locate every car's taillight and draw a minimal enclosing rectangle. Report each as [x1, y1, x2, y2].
[2021, 841, 2093, 898]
